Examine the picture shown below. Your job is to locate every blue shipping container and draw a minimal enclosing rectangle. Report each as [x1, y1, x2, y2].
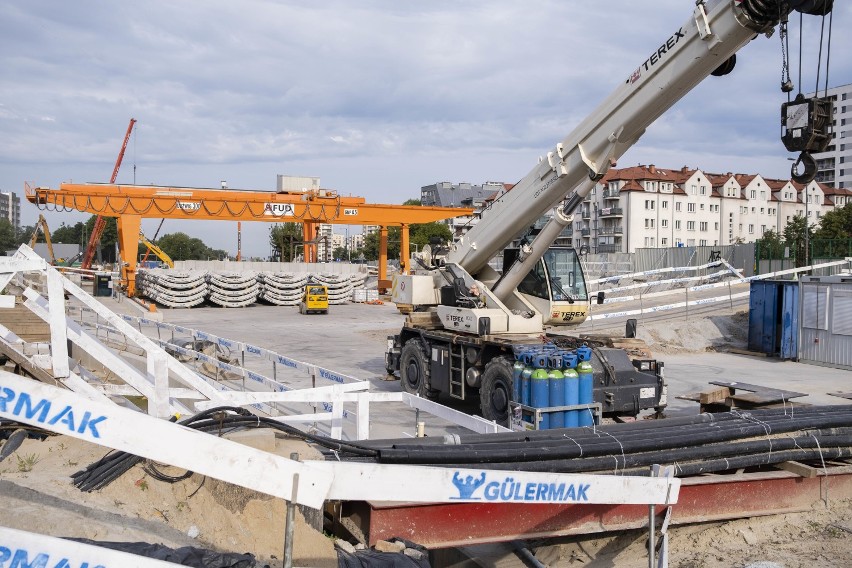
[747, 280, 798, 359]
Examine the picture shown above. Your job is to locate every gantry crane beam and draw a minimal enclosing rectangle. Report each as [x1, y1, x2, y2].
[25, 182, 473, 295]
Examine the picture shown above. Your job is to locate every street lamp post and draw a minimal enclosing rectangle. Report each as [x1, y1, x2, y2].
[804, 186, 810, 266]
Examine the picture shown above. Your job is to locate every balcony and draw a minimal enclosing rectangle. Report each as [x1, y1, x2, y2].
[597, 244, 620, 253]
[603, 188, 620, 200]
[598, 226, 623, 236]
[581, 209, 591, 220]
[580, 228, 591, 237]
[599, 207, 623, 218]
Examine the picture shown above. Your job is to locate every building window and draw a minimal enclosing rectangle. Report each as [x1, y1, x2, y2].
[750, 190, 757, 199]
[676, 202, 682, 212]
[748, 224, 754, 234]
[662, 238, 668, 246]
[662, 200, 668, 209]
[699, 222, 708, 231]
[662, 219, 668, 228]
[688, 203, 696, 212]
[675, 220, 681, 230]
[714, 222, 719, 230]
[687, 221, 695, 231]
[699, 239, 707, 246]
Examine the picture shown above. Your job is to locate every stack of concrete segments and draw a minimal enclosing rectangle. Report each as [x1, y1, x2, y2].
[137, 269, 208, 308]
[312, 273, 367, 305]
[257, 272, 310, 306]
[205, 271, 260, 308]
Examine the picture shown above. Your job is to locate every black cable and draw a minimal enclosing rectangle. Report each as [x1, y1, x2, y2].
[71, 407, 378, 492]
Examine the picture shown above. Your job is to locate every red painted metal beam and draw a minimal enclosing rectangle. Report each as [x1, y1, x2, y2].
[343, 468, 852, 549]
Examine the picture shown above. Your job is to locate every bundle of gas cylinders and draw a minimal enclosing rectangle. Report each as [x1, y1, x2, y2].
[511, 344, 596, 430]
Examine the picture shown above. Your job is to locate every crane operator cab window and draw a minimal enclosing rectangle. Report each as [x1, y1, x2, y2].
[517, 247, 588, 303]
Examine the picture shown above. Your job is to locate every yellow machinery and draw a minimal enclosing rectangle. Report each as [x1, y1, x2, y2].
[28, 214, 57, 264]
[138, 232, 174, 269]
[298, 284, 329, 315]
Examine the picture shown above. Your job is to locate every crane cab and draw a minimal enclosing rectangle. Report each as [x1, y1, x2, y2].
[505, 246, 590, 326]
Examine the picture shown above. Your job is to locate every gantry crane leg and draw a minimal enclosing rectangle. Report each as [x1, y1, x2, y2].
[116, 214, 142, 295]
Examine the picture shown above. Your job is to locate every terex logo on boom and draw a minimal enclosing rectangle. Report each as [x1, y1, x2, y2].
[627, 27, 686, 83]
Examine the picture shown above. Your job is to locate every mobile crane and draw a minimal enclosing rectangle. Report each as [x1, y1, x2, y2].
[386, 0, 834, 425]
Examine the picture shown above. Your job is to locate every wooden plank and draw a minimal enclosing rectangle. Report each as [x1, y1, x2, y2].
[778, 461, 819, 479]
[710, 381, 808, 399]
[728, 348, 769, 357]
[699, 387, 731, 405]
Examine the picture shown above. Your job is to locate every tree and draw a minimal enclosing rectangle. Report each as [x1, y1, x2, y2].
[17, 224, 35, 246]
[754, 228, 784, 260]
[268, 223, 304, 262]
[813, 203, 852, 240]
[332, 246, 348, 261]
[51, 221, 86, 245]
[157, 232, 223, 261]
[0, 219, 17, 252]
[782, 214, 812, 267]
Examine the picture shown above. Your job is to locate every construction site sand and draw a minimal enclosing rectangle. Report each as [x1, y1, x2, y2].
[0, 434, 337, 567]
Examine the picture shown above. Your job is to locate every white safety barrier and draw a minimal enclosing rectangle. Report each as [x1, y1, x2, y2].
[0, 526, 184, 568]
[588, 259, 726, 286]
[589, 258, 851, 315]
[0, 373, 681, 507]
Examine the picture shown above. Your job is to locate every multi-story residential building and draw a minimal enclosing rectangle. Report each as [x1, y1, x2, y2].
[574, 164, 851, 253]
[315, 223, 333, 262]
[420, 181, 506, 237]
[0, 192, 21, 233]
[808, 82, 852, 189]
[348, 232, 365, 252]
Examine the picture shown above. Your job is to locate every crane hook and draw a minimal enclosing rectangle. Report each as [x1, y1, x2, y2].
[791, 151, 817, 184]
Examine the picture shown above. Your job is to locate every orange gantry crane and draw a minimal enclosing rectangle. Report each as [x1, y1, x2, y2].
[25, 183, 473, 295]
[81, 118, 137, 269]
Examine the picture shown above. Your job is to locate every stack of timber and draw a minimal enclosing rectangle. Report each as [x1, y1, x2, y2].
[136, 269, 208, 308]
[0, 297, 50, 342]
[257, 272, 309, 306]
[206, 271, 259, 308]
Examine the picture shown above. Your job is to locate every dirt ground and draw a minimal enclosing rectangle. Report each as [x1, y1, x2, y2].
[0, 433, 337, 568]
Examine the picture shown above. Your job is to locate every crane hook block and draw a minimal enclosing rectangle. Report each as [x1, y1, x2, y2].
[781, 94, 833, 154]
[791, 152, 817, 185]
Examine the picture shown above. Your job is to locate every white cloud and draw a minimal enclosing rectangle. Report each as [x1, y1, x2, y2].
[1, 1, 849, 257]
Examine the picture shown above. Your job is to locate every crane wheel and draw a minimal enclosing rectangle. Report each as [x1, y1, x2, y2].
[479, 357, 514, 427]
[399, 339, 440, 401]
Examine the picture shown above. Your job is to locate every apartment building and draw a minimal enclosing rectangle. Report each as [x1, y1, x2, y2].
[809, 82, 852, 189]
[574, 164, 851, 253]
[420, 181, 506, 237]
[0, 192, 21, 233]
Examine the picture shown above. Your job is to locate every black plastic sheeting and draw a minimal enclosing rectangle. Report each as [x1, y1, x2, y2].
[67, 539, 268, 568]
[337, 539, 430, 568]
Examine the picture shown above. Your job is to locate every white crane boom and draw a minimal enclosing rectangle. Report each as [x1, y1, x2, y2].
[448, 0, 793, 276]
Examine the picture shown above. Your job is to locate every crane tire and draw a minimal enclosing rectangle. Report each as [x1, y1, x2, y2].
[400, 338, 439, 400]
[480, 356, 514, 426]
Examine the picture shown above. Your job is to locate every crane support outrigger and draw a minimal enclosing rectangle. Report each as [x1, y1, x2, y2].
[386, 0, 835, 425]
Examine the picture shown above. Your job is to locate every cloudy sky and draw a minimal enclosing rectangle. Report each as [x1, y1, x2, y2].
[2, 1, 849, 258]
